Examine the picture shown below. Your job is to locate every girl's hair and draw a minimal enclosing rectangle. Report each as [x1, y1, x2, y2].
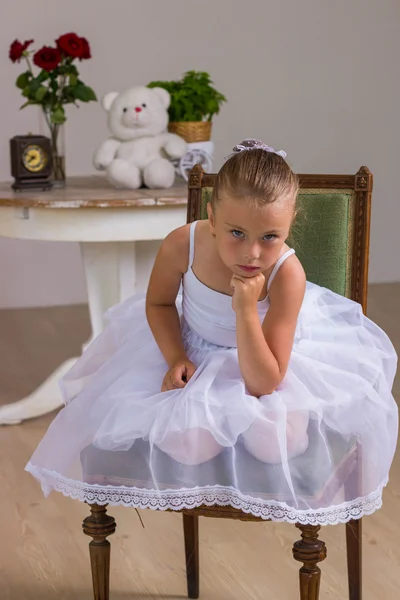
[211, 145, 299, 209]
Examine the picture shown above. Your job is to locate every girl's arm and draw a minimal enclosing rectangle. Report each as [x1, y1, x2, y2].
[146, 225, 190, 367]
[233, 258, 305, 397]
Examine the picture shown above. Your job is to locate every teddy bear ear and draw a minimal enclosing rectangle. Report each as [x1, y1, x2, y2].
[151, 87, 171, 109]
[101, 92, 119, 112]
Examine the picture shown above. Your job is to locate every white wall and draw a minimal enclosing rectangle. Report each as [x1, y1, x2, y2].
[1, 0, 399, 308]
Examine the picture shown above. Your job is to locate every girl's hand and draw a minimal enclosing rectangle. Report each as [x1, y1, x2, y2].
[161, 359, 196, 392]
[231, 273, 266, 313]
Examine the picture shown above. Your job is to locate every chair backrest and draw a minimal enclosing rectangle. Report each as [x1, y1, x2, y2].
[186, 165, 373, 311]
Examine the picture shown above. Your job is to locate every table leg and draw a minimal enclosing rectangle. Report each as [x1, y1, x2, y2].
[81, 242, 137, 342]
[0, 241, 138, 425]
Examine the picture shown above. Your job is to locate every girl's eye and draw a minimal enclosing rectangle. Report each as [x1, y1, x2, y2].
[263, 234, 277, 241]
[231, 230, 244, 238]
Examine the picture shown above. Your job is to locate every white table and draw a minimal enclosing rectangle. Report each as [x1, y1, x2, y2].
[0, 176, 188, 425]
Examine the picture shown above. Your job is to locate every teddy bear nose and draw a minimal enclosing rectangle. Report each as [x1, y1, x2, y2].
[135, 107, 142, 113]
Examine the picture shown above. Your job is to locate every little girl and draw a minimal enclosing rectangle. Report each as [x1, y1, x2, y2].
[26, 140, 398, 524]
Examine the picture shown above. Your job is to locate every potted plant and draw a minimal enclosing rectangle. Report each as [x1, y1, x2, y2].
[148, 70, 226, 143]
[9, 33, 97, 186]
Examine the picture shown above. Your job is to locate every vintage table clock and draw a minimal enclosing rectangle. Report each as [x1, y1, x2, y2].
[10, 134, 53, 191]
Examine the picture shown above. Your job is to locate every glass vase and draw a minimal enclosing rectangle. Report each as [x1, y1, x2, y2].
[39, 108, 66, 187]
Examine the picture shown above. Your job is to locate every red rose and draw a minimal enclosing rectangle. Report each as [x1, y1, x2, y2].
[33, 46, 61, 71]
[80, 37, 91, 60]
[9, 39, 34, 63]
[56, 32, 85, 59]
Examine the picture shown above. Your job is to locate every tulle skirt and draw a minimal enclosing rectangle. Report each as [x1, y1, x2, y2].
[26, 282, 398, 525]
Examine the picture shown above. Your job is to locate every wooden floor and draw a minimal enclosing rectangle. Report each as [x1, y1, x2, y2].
[1, 284, 399, 600]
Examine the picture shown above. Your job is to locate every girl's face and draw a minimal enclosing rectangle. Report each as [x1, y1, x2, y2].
[207, 195, 295, 278]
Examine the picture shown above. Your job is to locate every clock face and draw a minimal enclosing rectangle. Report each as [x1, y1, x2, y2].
[22, 144, 48, 173]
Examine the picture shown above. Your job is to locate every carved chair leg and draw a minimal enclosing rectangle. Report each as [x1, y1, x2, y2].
[82, 504, 116, 600]
[346, 519, 362, 600]
[183, 513, 199, 599]
[293, 524, 327, 600]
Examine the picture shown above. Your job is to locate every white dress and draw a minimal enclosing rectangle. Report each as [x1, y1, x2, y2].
[26, 221, 398, 525]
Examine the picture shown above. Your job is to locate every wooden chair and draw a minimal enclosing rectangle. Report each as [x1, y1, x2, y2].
[82, 164, 373, 600]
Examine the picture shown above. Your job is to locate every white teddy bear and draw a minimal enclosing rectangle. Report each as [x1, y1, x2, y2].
[93, 86, 187, 189]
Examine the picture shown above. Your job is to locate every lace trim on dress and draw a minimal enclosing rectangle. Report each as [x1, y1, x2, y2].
[25, 462, 387, 526]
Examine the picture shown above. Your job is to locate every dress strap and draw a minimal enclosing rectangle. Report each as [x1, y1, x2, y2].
[267, 248, 296, 292]
[188, 221, 198, 268]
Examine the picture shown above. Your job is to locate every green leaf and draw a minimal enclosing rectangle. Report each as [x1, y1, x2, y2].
[73, 84, 97, 102]
[35, 86, 47, 102]
[20, 99, 38, 110]
[29, 78, 41, 94]
[22, 85, 31, 98]
[51, 107, 66, 124]
[60, 86, 75, 103]
[85, 86, 97, 101]
[147, 70, 226, 122]
[16, 71, 31, 89]
[59, 63, 78, 77]
[37, 70, 49, 83]
[69, 73, 78, 86]
[58, 63, 75, 75]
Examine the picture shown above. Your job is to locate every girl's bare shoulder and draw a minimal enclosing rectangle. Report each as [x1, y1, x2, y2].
[269, 246, 306, 305]
[160, 223, 191, 274]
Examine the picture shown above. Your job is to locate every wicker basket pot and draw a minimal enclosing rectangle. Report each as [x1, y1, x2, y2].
[168, 121, 212, 143]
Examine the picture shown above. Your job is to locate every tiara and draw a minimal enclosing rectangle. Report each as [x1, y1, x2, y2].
[226, 139, 287, 159]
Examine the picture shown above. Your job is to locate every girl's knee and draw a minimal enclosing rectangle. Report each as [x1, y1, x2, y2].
[242, 426, 282, 464]
[243, 414, 309, 464]
[287, 429, 309, 460]
[157, 428, 223, 466]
